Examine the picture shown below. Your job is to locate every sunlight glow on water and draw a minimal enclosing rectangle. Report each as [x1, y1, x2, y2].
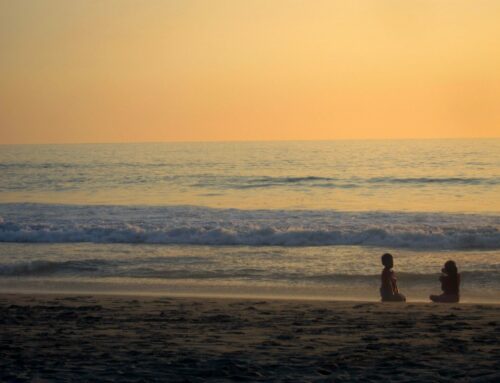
[1, 139, 499, 212]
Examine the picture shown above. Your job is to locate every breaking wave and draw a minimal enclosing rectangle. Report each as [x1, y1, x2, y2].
[0, 259, 108, 276]
[1, 223, 499, 249]
[0, 204, 499, 250]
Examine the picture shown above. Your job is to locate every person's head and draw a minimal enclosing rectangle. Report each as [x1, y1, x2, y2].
[381, 253, 394, 269]
[442, 260, 458, 275]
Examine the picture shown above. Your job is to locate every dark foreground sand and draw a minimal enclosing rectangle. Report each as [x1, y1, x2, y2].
[1, 294, 499, 382]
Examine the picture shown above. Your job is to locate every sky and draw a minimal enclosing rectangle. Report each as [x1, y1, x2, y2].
[1, 0, 500, 144]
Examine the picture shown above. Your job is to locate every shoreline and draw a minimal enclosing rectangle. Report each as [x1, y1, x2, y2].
[2, 292, 499, 382]
[2, 289, 500, 306]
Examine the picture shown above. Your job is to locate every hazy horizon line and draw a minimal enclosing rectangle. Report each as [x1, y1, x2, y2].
[2, 136, 499, 146]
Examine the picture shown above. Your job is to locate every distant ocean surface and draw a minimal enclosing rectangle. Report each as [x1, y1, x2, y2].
[1, 140, 499, 302]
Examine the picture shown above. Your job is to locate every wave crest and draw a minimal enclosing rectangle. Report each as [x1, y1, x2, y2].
[1, 221, 499, 250]
[1, 204, 499, 249]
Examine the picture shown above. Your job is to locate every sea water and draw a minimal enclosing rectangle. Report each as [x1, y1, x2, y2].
[0, 140, 499, 302]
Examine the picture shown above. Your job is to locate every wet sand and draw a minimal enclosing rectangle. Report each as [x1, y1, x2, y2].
[1, 293, 499, 382]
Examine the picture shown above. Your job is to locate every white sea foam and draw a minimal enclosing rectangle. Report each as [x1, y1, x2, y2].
[1, 204, 499, 249]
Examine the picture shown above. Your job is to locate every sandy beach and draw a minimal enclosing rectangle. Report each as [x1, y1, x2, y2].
[1, 294, 499, 382]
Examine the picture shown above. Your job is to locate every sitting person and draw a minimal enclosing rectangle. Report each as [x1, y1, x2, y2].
[380, 253, 406, 302]
[430, 260, 460, 303]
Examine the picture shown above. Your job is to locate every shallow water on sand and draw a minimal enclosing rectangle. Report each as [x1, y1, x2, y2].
[0, 243, 499, 303]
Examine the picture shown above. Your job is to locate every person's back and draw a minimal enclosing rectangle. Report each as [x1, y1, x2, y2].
[380, 267, 396, 298]
[380, 253, 406, 302]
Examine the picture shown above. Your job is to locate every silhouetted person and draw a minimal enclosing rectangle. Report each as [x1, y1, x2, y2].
[380, 253, 406, 302]
[430, 260, 460, 303]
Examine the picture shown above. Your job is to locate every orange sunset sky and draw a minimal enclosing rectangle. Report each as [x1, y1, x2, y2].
[1, 0, 499, 144]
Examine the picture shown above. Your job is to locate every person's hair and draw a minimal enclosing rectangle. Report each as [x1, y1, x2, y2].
[381, 253, 393, 267]
[444, 260, 458, 276]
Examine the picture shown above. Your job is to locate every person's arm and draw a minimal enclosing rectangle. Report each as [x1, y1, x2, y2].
[441, 275, 449, 293]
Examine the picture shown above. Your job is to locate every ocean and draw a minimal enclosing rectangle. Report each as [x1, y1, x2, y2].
[0, 139, 499, 302]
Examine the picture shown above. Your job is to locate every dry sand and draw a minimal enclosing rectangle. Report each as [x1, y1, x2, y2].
[1, 293, 499, 382]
